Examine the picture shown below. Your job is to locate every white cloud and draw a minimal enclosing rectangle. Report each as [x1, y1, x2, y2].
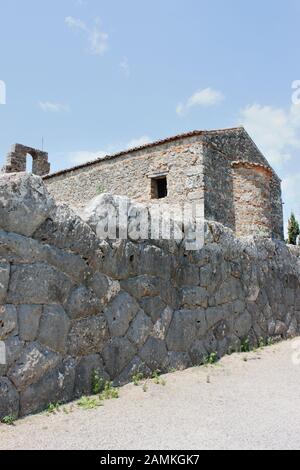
[282, 173, 300, 233]
[126, 136, 151, 149]
[67, 150, 107, 165]
[120, 57, 130, 78]
[67, 136, 152, 166]
[65, 16, 108, 56]
[39, 101, 70, 113]
[239, 103, 300, 167]
[177, 87, 224, 116]
[65, 16, 86, 31]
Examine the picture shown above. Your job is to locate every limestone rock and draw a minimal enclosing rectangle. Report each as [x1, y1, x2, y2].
[20, 358, 76, 417]
[140, 296, 166, 323]
[0, 378, 19, 419]
[189, 340, 208, 365]
[104, 291, 139, 337]
[102, 337, 136, 377]
[174, 264, 200, 287]
[115, 356, 152, 386]
[0, 305, 18, 340]
[127, 310, 153, 347]
[121, 275, 159, 300]
[7, 263, 72, 305]
[166, 309, 207, 352]
[152, 306, 173, 341]
[38, 305, 70, 353]
[215, 278, 244, 305]
[67, 315, 108, 356]
[0, 336, 25, 376]
[8, 342, 60, 392]
[234, 312, 252, 338]
[181, 286, 208, 309]
[18, 305, 43, 342]
[80, 193, 140, 236]
[274, 321, 287, 337]
[0, 264, 10, 303]
[74, 355, 109, 398]
[139, 336, 168, 371]
[33, 204, 101, 259]
[0, 231, 86, 283]
[0, 173, 54, 237]
[87, 272, 112, 303]
[65, 286, 102, 320]
[165, 352, 192, 371]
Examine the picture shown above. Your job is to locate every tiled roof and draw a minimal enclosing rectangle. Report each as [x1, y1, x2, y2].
[43, 127, 245, 179]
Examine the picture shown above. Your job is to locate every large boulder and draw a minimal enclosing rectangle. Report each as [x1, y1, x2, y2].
[67, 314, 109, 356]
[0, 173, 54, 237]
[20, 358, 76, 417]
[104, 291, 140, 337]
[80, 193, 185, 245]
[80, 193, 149, 241]
[0, 378, 19, 419]
[7, 263, 73, 305]
[7, 342, 60, 392]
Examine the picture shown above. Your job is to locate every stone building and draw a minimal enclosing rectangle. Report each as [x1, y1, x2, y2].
[1, 144, 50, 176]
[2, 127, 284, 239]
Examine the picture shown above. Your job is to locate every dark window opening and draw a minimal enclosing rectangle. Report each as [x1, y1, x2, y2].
[151, 176, 168, 199]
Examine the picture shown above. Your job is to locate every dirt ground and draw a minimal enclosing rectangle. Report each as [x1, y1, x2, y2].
[1, 339, 300, 450]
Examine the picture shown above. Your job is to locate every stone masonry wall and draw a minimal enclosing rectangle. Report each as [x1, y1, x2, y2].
[1, 144, 50, 177]
[44, 137, 205, 212]
[43, 128, 284, 240]
[201, 128, 284, 240]
[0, 173, 298, 419]
[232, 163, 273, 237]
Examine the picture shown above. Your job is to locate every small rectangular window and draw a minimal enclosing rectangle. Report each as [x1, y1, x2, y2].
[151, 176, 168, 199]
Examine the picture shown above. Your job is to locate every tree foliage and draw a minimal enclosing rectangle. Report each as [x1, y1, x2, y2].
[288, 213, 300, 245]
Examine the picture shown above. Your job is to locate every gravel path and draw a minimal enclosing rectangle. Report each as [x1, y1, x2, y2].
[1, 339, 300, 450]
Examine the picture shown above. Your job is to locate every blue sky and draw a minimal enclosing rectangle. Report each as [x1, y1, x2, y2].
[0, 0, 300, 230]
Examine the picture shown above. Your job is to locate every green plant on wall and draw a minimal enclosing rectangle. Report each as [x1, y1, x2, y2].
[97, 184, 106, 195]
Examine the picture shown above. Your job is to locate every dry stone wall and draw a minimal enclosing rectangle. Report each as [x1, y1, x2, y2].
[0, 173, 299, 419]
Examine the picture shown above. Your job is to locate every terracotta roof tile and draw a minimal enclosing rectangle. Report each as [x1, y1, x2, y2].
[43, 127, 244, 180]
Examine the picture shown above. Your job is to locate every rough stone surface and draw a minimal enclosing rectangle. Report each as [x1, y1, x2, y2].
[0, 173, 299, 419]
[116, 356, 152, 386]
[127, 310, 153, 347]
[19, 358, 76, 417]
[139, 336, 168, 371]
[67, 315, 108, 357]
[104, 291, 139, 337]
[1, 143, 50, 176]
[0, 264, 10, 303]
[140, 296, 167, 323]
[0, 173, 54, 237]
[18, 305, 43, 342]
[44, 128, 284, 240]
[7, 263, 72, 305]
[65, 286, 102, 320]
[74, 355, 109, 398]
[0, 378, 19, 419]
[0, 336, 24, 376]
[166, 309, 207, 352]
[0, 305, 18, 340]
[38, 305, 70, 353]
[165, 352, 192, 371]
[102, 337, 136, 377]
[7, 342, 60, 392]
